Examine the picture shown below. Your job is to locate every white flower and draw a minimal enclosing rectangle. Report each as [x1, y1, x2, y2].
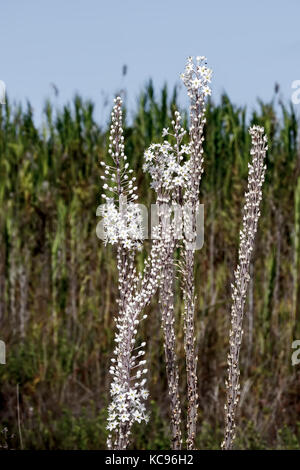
[120, 413, 130, 423]
[111, 383, 122, 395]
[107, 421, 118, 431]
[181, 144, 191, 154]
[100, 200, 144, 249]
[117, 392, 127, 402]
[108, 402, 116, 412]
[203, 85, 211, 96]
[181, 56, 212, 100]
[127, 389, 138, 401]
[192, 78, 201, 89]
[174, 176, 183, 186]
[144, 138, 192, 194]
[144, 150, 154, 163]
[140, 389, 149, 400]
[139, 403, 146, 413]
[108, 412, 117, 421]
[118, 402, 128, 412]
[133, 410, 143, 423]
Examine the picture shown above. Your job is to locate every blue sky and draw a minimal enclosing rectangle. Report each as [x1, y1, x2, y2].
[1, 0, 300, 124]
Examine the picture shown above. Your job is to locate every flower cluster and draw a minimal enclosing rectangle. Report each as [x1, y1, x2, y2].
[222, 125, 267, 450]
[107, 374, 149, 431]
[106, 247, 167, 450]
[106, 247, 168, 450]
[143, 142, 191, 193]
[100, 161, 138, 203]
[107, 358, 150, 433]
[100, 199, 143, 250]
[239, 126, 268, 264]
[180, 57, 211, 206]
[106, 310, 150, 449]
[100, 96, 143, 250]
[98, 97, 143, 250]
[143, 111, 191, 195]
[180, 56, 212, 99]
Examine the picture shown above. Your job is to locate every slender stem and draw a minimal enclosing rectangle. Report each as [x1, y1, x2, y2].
[16, 383, 23, 450]
[159, 242, 182, 449]
[222, 126, 267, 450]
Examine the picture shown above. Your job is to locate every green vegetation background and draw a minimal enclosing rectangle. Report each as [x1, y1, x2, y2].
[0, 83, 299, 449]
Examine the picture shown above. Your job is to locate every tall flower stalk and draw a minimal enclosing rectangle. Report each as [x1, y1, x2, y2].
[100, 97, 169, 449]
[143, 120, 190, 449]
[180, 56, 212, 449]
[142, 56, 212, 449]
[222, 126, 268, 450]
